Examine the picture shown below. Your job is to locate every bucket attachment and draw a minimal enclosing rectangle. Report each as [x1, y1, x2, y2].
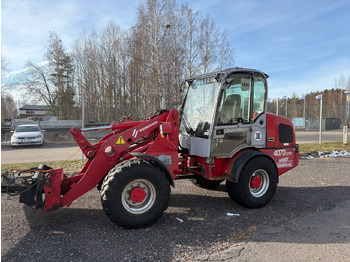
[2, 164, 66, 212]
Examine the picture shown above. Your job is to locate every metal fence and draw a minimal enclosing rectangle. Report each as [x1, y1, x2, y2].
[1, 99, 349, 166]
[267, 102, 348, 125]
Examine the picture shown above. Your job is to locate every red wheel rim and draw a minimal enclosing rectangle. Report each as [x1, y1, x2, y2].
[249, 169, 269, 197]
[122, 179, 156, 214]
[130, 187, 146, 203]
[250, 176, 262, 189]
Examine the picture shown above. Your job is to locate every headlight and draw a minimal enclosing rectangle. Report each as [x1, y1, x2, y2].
[35, 135, 42, 139]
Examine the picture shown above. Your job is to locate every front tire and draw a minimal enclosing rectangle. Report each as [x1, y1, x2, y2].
[100, 159, 170, 228]
[226, 156, 277, 208]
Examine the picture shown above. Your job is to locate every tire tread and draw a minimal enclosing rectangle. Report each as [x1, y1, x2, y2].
[101, 159, 170, 228]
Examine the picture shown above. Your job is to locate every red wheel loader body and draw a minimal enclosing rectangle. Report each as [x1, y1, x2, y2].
[14, 67, 299, 228]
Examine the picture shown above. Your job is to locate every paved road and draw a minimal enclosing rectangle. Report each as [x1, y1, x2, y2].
[2, 156, 350, 261]
[1, 130, 349, 165]
[296, 129, 348, 144]
[1, 141, 83, 165]
[194, 199, 350, 261]
[236, 199, 350, 261]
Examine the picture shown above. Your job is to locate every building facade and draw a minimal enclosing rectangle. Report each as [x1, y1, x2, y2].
[19, 105, 50, 118]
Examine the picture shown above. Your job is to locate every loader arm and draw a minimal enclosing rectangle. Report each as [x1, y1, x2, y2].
[42, 110, 179, 212]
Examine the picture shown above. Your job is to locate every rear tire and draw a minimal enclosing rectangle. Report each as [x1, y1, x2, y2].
[100, 159, 170, 228]
[226, 156, 277, 208]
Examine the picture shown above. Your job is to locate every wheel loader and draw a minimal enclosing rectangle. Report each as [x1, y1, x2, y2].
[4, 67, 299, 228]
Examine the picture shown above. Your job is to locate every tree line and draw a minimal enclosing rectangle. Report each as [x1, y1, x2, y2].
[1, 56, 18, 123]
[17, 0, 235, 122]
[267, 82, 350, 124]
[3, 0, 349, 124]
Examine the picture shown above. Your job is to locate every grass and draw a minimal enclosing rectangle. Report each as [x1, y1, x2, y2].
[299, 142, 350, 156]
[228, 225, 259, 242]
[2, 142, 349, 174]
[228, 229, 249, 242]
[1, 159, 86, 175]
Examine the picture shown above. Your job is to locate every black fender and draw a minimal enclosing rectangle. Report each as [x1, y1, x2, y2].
[130, 152, 175, 187]
[229, 150, 278, 183]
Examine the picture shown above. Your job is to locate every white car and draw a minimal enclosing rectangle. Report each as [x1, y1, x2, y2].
[11, 124, 44, 147]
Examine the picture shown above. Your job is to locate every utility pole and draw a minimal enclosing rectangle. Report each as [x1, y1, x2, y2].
[316, 94, 322, 144]
[282, 96, 287, 118]
[344, 91, 350, 144]
[345, 91, 350, 127]
[161, 24, 171, 110]
[300, 95, 306, 118]
[300, 95, 306, 128]
[81, 93, 85, 161]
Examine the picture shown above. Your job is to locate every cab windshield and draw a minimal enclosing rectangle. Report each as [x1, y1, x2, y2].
[180, 78, 220, 137]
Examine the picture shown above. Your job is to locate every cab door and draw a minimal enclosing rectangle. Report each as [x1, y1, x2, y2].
[211, 72, 267, 157]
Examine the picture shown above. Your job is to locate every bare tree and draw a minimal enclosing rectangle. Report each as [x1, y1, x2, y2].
[1, 94, 18, 122]
[1, 57, 18, 122]
[198, 14, 218, 74]
[19, 33, 77, 119]
[1, 56, 11, 91]
[20, 61, 57, 114]
[73, 23, 129, 122]
[128, 0, 176, 112]
[179, 4, 201, 78]
[217, 30, 235, 70]
[71, 0, 236, 121]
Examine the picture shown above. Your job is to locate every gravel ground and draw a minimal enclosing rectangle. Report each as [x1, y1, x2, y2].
[2, 156, 350, 261]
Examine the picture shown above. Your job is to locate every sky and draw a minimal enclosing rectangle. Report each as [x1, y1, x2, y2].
[2, 0, 350, 101]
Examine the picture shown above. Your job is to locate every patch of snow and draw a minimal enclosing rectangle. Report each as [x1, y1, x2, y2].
[302, 150, 350, 159]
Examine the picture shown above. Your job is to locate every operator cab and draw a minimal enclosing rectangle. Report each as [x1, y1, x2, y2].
[179, 67, 268, 158]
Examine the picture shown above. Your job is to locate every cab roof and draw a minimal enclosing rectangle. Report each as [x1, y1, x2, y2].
[186, 67, 269, 82]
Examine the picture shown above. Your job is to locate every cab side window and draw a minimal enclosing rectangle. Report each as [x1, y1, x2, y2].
[252, 73, 266, 121]
[217, 73, 251, 125]
[216, 72, 266, 125]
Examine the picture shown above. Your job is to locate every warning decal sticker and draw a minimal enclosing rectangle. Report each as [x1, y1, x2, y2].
[116, 135, 126, 145]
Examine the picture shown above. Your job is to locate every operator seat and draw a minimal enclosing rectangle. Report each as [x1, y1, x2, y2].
[218, 94, 241, 124]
